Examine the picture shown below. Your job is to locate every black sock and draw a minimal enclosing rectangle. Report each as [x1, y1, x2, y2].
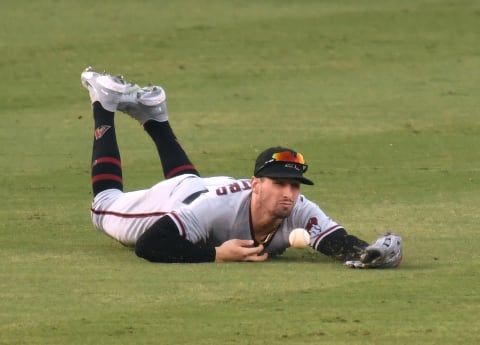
[91, 102, 123, 196]
[143, 120, 200, 178]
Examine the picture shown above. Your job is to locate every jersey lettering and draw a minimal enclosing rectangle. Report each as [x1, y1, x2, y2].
[216, 181, 251, 196]
[216, 186, 228, 196]
[240, 180, 252, 190]
[229, 183, 241, 193]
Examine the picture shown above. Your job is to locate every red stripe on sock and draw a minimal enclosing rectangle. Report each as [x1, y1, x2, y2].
[165, 165, 197, 179]
[92, 174, 123, 184]
[92, 157, 122, 167]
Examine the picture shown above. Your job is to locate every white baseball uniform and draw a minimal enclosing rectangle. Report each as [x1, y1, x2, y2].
[91, 174, 343, 253]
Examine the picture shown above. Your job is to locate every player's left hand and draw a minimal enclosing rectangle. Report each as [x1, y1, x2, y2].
[345, 233, 402, 269]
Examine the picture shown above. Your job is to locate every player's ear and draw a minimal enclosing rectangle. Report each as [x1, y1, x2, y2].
[251, 176, 263, 194]
[251, 176, 260, 194]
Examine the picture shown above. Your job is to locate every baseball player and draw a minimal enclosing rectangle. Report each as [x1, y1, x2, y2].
[81, 67, 402, 268]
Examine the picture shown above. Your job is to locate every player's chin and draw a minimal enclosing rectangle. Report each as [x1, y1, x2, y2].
[274, 207, 293, 218]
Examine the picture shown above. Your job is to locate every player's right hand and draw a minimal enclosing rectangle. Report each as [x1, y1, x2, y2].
[215, 239, 268, 262]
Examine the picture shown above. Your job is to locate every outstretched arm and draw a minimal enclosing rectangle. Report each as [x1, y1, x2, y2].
[135, 216, 268, 263]
[317, 229, 403, 268]
[316, 228, 369, 261]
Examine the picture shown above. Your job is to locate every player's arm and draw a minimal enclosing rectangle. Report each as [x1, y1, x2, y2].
[316, 228, 369, 261]
[135, 216, 267, 263]
[315, 228, 403, 268]
[135, 216, 215, 262]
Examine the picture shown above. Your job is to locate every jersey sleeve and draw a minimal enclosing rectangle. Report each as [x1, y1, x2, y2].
[167, 195, 215, 244]
[290, 195, 369, 261]
[290, 195, 345, 251]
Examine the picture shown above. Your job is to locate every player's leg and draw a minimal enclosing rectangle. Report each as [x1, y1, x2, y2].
[117, 85, 200, 179]
[81, 67, 129, 196]
[81, 68, 151, 245]
[81, 68, 205, 246]
[144, 121, 199, 179]
[90, 103, 123, 195]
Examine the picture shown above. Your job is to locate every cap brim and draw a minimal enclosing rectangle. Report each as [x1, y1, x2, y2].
[256, 170, 314, 185]
[296, 177, 314, 185]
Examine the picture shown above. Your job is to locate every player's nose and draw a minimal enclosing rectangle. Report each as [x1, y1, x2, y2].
[282, 184, 297, 199]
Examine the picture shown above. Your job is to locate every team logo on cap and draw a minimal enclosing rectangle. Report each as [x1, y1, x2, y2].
[285, 163, 302, 171]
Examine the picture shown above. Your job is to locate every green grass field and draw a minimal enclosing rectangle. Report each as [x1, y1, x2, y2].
[1, 0, 479, 344]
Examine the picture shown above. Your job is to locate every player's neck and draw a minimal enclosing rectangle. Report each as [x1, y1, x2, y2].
[250, 202, 283, 243]
[252, 220, 282, 245]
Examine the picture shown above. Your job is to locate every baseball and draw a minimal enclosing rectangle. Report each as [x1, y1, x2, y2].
[288, 228, 310, 248]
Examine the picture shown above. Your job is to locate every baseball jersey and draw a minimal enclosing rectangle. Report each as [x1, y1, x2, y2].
[167, 177, 343, 255]
[91, 174, 343, 253]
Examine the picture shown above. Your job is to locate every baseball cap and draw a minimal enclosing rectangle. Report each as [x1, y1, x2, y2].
[253, 147, 314, 185]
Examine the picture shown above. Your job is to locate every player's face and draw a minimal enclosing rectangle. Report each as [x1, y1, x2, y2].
[253, 177, 301, 219]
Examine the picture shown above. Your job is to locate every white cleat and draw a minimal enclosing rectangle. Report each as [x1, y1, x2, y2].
[81, 67, 132, 112]
[117, 85, 168, 124]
